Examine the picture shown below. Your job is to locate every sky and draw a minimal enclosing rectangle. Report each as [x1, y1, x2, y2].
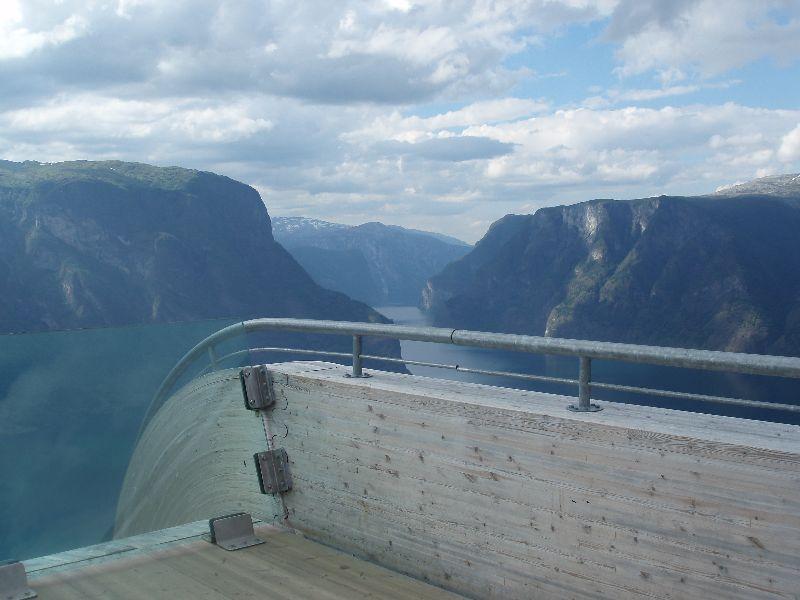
[1, 1, 799, 242]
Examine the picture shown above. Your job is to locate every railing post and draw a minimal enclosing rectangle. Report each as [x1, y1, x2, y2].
[352, 335, 362, 377]
[347, 335, 370, 378]
[208, 345, 218, 370]
[568, 356, 602, 412]
[579, 356, 591, 408]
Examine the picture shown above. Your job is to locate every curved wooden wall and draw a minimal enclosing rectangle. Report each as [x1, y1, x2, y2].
[115, 368, 281, 538]
[117, 360, 800, 600]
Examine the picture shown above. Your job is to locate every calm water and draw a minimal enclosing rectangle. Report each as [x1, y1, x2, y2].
[0, 318, 249, 561]
[374, 306, 800, 425]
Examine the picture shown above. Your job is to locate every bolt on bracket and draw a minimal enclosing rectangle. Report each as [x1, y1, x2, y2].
[254, 448, 293, 495]
[241, 365, 276, 411]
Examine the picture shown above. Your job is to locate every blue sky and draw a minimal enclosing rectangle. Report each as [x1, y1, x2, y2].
[505, 19, 800, 110]
[1, 0, 799, 242]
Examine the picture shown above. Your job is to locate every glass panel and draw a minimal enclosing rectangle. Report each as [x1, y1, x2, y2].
[0, 318, 252, 561]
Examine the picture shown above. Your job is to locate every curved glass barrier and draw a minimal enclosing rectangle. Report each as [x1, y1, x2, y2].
[0, 318, 253, 561]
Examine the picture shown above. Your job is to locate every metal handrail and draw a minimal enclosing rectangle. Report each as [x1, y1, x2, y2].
[149, 318, 800, 423]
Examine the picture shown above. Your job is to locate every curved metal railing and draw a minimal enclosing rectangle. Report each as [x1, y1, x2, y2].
[142, 318, 800, 429]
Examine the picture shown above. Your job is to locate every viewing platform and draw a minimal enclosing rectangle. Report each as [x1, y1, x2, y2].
[6, 319, 800, 599]
[25, 519, 460, 599]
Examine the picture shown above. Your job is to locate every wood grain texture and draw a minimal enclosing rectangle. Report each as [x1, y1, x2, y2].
[114, 369, 282, 538]
[117, 362, 800, 600]
[27, 520, 212, 574]
[30, 524, 462, 599]
[266, 362, 800, 600]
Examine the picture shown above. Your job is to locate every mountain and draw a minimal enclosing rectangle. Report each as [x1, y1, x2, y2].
[423, 174, 800, 356]
[0, 160, 409, 563]
[273, 216, 471, 306]
[0, 160, 395, 338]
[713, 173, 800, 197]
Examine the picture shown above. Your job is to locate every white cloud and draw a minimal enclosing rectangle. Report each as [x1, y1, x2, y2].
[0, 0, 799, 242]
[0, 0, 86, 60]
[606, 0, 800, 78]
[347, 98, 548, 144]
[583, 80, 739, 108]
[251, 102, 800, 240]
[115, 0, 153, 19]
[609, 84, 701, 103]
[0, 0, 615, 108]
[382, 0, 417, 12]
[708, 133, 765, 149]
[4, 93, 799, 241]
[460, 104, 800, 191]
[328, 25, 459, 65]
[1, 95, 274, 159]
[778, 124, 800, 162]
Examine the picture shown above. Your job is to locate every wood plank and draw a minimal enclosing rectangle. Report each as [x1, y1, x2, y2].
[266, 362, 800, 600]
[281, 433, 800, 575]
[26, 520, 212, 573]
[115, 363, 800, 600]
[31, 527, 463, 599]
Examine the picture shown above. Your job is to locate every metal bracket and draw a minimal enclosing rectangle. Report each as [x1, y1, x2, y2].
[208, 513, 264, 551]
[241, 365, 275, 411]
[254, 448, 293, 495]
[0, 561, 37, 600]
[567, 402, 603, 412]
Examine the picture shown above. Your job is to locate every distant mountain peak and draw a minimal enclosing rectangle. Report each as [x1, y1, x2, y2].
[713, 173, 800, 197]
[272, 215, 471, 306]
[271, 216, 349, 234]
[273, 216, 470, 247]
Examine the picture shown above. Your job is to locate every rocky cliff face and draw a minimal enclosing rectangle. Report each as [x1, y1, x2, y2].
[0, 160, 391, 333]
[273, 216, 471, 306]
[421, 213, 534, 313]
[424, 176, 800, 356]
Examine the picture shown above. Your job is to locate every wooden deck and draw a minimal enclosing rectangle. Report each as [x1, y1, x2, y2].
[116, 362, 800, 599]
[27, 522, 463, 599]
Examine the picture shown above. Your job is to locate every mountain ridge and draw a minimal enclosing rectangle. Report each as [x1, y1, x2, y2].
[712, 173, 800, 197]
[423, 175, 800, 356]
[0, 160, 393, 334]
[273, 216, 471, 306]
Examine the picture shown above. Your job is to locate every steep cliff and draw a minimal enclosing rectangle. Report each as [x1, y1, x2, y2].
[424, 177, 800, 356]
[0, 160, 390, 332]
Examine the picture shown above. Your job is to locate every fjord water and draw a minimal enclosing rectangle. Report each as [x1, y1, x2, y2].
[0, 319, 252, 562]
[375, 306, 800, 426]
